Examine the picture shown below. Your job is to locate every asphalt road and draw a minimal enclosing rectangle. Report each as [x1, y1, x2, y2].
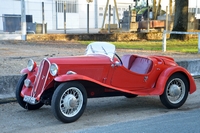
[0, 79, 200, 133]
[77, 108, 200, 133]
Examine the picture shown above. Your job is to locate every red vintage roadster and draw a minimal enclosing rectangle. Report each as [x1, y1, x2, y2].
[16, 42, 196, 123]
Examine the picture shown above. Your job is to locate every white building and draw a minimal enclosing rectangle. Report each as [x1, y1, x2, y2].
[0, 0, 134, 31]
[0, 0, 199, 31]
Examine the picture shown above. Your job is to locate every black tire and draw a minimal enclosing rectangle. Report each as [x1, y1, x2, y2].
[160, 73, 189, 109]
[51, 81, 87, 123]
[15, 74, 44, 110]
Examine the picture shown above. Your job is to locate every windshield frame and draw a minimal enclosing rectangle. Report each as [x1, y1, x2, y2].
[85, 42, 116, 60]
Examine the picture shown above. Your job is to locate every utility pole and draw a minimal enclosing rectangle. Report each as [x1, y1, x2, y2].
[21, 0, 26, 40]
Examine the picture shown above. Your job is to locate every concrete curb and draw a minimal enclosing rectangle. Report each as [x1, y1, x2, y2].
[0, 75, 21, 103]
[0, 59, 200, 103]
[176, 59, 200, 76]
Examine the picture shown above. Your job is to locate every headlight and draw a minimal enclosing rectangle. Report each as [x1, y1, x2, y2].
[24, 79, 31, 88]
[27, 59, 36, 71]
[50, 63, 58, 76]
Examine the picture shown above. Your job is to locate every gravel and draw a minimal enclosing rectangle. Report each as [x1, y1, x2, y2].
[0, 40, 199, 76]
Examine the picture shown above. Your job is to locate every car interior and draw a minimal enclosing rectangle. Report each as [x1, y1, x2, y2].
[121, 54, 153, 74]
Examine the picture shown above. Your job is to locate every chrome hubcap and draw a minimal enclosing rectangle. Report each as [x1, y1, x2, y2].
[63, 94, 78, 109]
[166, 78, 185, 104]
[60, 87, 83, 117]
[169, 84, 181, 97]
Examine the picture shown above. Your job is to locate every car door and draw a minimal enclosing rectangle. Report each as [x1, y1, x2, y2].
[111, 66, 149, 90]
[110, 57, 163, 93]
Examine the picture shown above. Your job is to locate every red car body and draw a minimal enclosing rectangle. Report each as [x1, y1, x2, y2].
[16, 42, 196, 123]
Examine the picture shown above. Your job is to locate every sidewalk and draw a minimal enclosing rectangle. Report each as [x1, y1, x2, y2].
[47, 28, 100, 34]
[0, 28, 100, 40]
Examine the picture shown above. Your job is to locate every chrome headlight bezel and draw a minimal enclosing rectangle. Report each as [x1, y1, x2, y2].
[27, 59, 36, 71]
[24, 79, 31, 88]
[50, 63, 58, 76]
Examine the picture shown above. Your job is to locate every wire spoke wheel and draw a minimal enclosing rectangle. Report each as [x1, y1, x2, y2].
[52, 82, 87, 123]
[160, 73, 189, 109]
[60, 87, 83, 117]
[166, 78, 185, 104]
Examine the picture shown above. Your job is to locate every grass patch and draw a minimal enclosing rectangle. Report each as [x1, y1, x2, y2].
[79, 39, 198, 53]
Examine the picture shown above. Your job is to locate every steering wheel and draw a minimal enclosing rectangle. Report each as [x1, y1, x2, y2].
[115, 53, 123, 65]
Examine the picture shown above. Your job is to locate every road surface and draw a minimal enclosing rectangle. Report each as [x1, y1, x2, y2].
[0, 80, 200, 133]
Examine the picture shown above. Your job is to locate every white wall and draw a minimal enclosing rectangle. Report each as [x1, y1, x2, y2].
[25, 0, 54, 30]
[0, 0, 198, 31]
[0, 0, 54, 31]
[0, 0, 21, 31]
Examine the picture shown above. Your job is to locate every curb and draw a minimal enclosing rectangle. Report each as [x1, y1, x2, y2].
[176, 59, 200, 76]
[0, 59, 200, 104]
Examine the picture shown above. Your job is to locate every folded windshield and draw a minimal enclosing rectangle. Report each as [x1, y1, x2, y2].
[85, 42, 116, 59]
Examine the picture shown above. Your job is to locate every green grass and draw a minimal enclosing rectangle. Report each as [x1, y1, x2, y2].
[79, 39, 199, 53]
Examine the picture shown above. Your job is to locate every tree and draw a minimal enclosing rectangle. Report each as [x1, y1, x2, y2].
[170, 0, 188, 40]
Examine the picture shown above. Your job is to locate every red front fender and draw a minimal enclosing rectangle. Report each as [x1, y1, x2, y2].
[20, 68, 29, 74]
[54, 74, 93, 82]
[151, 66, 196, 95]
[54, 74, 138, 95]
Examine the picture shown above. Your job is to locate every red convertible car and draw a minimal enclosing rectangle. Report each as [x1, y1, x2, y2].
[16, 42, 196, 123]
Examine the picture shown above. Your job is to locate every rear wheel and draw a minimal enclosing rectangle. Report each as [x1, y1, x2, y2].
[51, 81, 87, 123]
[160, 73, 189, 109]
[15, 75, 44, 110]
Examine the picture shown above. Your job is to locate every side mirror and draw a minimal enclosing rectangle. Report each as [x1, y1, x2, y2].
[115, 61, 121, 66]
[111, 61, 121, 67]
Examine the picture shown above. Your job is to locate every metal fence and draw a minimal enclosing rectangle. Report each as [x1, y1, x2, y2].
[0, 0, 200, 38]
[162, 30, 200, 53]
[0, 0, 130, 35]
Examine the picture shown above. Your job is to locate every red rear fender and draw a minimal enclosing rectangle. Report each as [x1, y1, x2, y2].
[152, 66, 196, 95]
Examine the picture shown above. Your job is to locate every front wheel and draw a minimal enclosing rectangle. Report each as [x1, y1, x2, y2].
[160, 73, 189, 109]
[51, 81, 87, 123]
[15, 75, 44, 110]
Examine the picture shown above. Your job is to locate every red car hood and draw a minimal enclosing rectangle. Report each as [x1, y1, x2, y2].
[46, 54, 112, 65]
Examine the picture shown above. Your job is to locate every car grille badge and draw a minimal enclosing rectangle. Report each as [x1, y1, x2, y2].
[42, 75, 45, 80]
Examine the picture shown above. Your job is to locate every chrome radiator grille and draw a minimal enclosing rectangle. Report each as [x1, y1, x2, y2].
[32, 59, 50, 97]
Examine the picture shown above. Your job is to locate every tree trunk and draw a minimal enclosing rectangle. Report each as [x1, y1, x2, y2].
[170, 0, 188, 40]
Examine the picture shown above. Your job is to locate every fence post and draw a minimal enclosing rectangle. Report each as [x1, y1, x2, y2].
[162, 30, 167, 52]
[21, 0, 26, 40]
[165, 6, 168, 31]
[198, 32, 200, 54]
[42, 2, 45, 34]
[108, 5, 111, 33]
[64, 2, 66, 34]
[87, 3, 89, 34]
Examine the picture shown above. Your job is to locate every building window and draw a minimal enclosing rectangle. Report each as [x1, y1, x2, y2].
[57, 2, 63, 13]
[189, 8, 200, 14]
[56, 0, 78, 13]
[99, 7, 103, 11]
